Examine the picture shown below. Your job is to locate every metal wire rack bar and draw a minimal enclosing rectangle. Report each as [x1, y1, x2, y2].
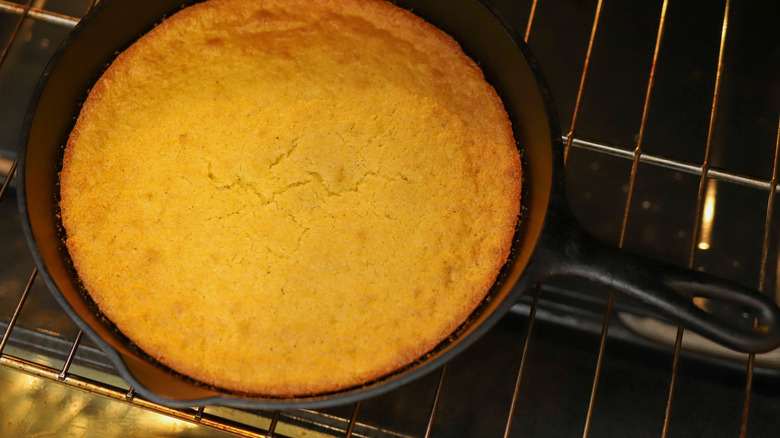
[582, 293, 614, 438]
[683, 0, 730, 427]
[586, 1, 670, 437]
[660, 326, 684, 438]
[617, 0, 669, 246]
[56, 330, 83, 380]
[0, 0, 32, 67]
[740, 116, 780, 438]
[267, 411, 281, 437]
[758, 117, 780, 295]
[566, 137, 778, 193]
[523, 0, 538, 42]
[562, 0, 604, 165]
[502, 284, 541, 438]
[615, 0, 674, 435]
[0, 269, 36, 355]
[0, 158, 15, 199]
[558, 0, 608, 435]
[614, 8, 673, 430]
[0, 0, 80, 27]
[423, 365, 446, 438]
[345, 402, 361, 438]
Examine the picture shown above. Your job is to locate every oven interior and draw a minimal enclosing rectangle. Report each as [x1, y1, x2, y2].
[2, 0, 780, 436]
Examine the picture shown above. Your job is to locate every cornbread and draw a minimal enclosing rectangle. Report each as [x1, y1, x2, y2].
[60, 0, 521, 396]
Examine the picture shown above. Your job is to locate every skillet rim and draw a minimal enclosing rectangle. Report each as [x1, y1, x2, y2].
[17, 0, 561, 408]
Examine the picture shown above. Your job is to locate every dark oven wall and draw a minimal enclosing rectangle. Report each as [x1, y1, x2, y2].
[1, 0, 780, 437]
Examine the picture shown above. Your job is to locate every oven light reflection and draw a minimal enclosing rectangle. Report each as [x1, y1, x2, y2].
[698, 179, 717, 250]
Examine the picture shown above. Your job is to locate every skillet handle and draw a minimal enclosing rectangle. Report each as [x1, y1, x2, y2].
[544, 219, 780, 353]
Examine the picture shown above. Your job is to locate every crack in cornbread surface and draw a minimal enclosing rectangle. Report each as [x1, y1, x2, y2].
[59, 0, 521, 396]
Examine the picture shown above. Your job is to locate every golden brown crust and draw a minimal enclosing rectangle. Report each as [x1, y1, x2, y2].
[60, 0, 521, 396]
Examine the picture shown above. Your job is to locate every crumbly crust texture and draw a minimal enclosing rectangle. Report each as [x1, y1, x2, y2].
[60, 0, 521, 396]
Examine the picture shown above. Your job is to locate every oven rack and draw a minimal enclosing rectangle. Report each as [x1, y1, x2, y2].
[2, 0, 780, 436]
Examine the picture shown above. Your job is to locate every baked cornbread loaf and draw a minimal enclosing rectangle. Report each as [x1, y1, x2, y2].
[60, 0, 521, 396]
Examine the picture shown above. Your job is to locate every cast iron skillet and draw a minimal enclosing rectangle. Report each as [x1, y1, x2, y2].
[18, 0, 780, 408]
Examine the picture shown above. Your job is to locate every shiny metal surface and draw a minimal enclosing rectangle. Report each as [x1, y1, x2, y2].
[0, 366, 239, 437]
